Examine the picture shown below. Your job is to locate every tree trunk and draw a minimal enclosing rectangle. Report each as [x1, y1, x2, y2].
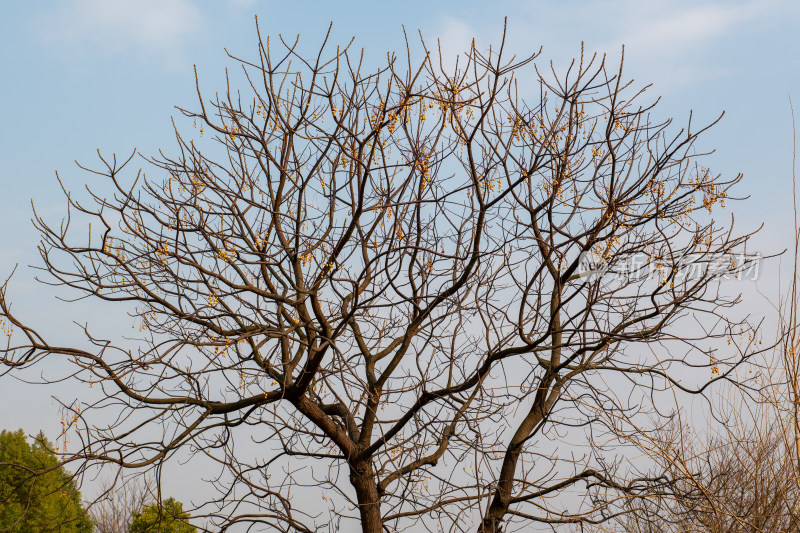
[478, 377, 560, 533]
[350, 461, 382, 533]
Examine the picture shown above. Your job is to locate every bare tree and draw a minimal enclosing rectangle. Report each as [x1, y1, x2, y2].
[88, 475, 155, 533]
[611, 399, 800, 533]
[0, 23, 760, 532]
[769, 97, 800, 519]
[614, 100, 800, 533]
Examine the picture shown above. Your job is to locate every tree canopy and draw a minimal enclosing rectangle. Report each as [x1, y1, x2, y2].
[0, 429, 92, 532]
[0, 25, 762, 532]
[128, 498, 195, 533]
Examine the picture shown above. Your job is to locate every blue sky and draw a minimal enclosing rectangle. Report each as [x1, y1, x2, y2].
[0, 0, 798, 505]
[2, 0, 798, 258]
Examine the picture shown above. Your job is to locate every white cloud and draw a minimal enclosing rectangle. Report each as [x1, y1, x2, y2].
[596, 0, 783, 90]
[228, 0, 258, 7]
[429, 0, 788, 94]
[39, 0, 205, 64]
[604, 2, 755, 58]
[430, 16, 482, 70]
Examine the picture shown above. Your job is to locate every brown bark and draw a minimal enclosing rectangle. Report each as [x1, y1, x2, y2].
[477, 381, 559, 533]
[350, 461, 382, 533]
[479, 292, 563, 532]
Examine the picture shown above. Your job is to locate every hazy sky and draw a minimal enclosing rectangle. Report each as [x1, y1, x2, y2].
[1, 0, 798, 510]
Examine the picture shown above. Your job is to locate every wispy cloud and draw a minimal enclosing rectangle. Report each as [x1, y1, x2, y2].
[611, 2, 754, 54]
[600, 0, 768, 88]
[227, 0, 258, 7]
[38, 0, 205, 65]
[591, 0, 790, 91]
[426, 17, 483, 72]
[429, 0, 788, 93]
